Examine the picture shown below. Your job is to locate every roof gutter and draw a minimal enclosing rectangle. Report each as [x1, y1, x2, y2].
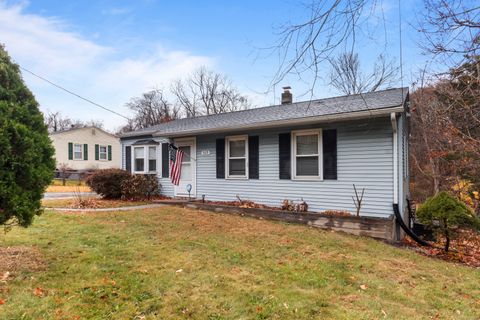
[151, 105, 405, 138]
[390, 112, 398, 205]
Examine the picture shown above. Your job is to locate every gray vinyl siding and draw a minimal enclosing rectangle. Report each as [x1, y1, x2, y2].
[195, 118, 393, 218]
[121, 116, 399, 218]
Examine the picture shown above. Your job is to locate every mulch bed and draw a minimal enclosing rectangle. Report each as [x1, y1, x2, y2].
[402, 229, 480, 267]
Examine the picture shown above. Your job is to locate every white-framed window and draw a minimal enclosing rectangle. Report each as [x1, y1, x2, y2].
[148, 146, 157, 172]
[132, 145, 157, 173]
[73, 143, 83, 160]
[99, 145, 107, 160]
[133, 147, 145, 173]
[225, 135, 248, 179]
[292, 129, 323, 180]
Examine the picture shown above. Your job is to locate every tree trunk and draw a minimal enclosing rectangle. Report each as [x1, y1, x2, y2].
[444, 219, 450, 252]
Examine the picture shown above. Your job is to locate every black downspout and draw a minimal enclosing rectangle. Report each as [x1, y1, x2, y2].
[393, 203, 431, 247]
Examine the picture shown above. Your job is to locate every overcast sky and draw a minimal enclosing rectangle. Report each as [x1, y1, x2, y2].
[1, 0, 428, 131]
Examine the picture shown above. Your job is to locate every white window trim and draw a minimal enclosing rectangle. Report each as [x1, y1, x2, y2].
[147, 146, 157, 174]
[291, 129, 323, 181]
[99, 145, 108, 161]
[225, 135, 249, 179]
[73, 143, 83, 161]
[132, 145, 157, 174]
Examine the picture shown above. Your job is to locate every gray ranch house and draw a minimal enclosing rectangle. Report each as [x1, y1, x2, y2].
[120, 87, 410, 239]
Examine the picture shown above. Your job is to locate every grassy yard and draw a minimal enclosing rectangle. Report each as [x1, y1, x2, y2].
[1, 207, 479, 319]
[46, 179, 91, 193]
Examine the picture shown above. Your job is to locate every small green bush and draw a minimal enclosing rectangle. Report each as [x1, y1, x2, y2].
[121, 174, 159, 200]
[86, 169, 131, 199]
[416, 191, 480, 251]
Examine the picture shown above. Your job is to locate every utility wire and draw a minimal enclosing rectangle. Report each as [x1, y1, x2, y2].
[398, 0, 405, 98]
[19, 65, 130, 120]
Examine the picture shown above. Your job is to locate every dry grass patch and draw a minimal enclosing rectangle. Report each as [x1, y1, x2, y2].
[0, 246, 45, 279]
[45, 185, 91, 193]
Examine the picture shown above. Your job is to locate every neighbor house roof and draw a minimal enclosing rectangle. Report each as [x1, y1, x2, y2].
[49, 126, 118, 138]
[120, 87, 408, 138]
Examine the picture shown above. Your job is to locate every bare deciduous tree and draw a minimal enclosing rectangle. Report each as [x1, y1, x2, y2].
[45, 111, 104, 132]
[270, 0, 381, 90]
[329, 52, 398, 95]
[410, 57, 480, 204]
[125, 89, 180, 130]
[171, 67, 249, 117]
[418, 0, 480, 66]
[45, 111, 73, 132]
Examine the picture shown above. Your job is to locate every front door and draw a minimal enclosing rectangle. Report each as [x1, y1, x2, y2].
[174, 138, 196, 198]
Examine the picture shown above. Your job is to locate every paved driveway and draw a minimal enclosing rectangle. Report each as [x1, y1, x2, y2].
[43, 192, 98, 199]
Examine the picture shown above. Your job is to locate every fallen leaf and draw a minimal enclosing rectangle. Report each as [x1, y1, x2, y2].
[360, 284, 368, 290]
[175, 269, 183, 273]
[381, 309, 387, 317]
[0, 272, 10, 282]
[34, 287, 44, 297]
[283, 302, 289, 309]
[0, 299, 5, 305]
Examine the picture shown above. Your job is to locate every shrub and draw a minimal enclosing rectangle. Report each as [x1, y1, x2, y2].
[0, 45, 55, 228]
[121, 174, 159, 200]
[86, 169, 131, 199]
[416, 191, 480, 251]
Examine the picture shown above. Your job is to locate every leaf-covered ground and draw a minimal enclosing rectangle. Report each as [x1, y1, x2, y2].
[403, 229, 480, 267]
[42, 198, 152, 209]
[1, 207, 479, 319]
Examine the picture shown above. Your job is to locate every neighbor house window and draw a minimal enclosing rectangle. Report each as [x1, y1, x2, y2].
[226, 135, 248, 179]
[292, 129, 322, 179]
[73, 143, 83, 160]
[148, 146, 157, 172]
[134, 147, 145, 172]
[99, 145, 107, 160]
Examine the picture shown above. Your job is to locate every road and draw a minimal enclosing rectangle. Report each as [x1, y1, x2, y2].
[43, 192, 98, 199]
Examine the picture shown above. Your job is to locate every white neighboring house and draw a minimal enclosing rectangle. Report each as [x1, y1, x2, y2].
[49, 126, 121, 171]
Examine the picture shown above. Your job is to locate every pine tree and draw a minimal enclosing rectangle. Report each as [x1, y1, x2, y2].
[0, 44, 55, 227]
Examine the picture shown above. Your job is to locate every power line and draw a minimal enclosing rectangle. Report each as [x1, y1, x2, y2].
[398, 0, 404, 92]
[19, 65, 130, 120]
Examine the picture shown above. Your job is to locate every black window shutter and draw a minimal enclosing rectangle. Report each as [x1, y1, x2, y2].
[125, 146, 131, 172]
[323, 129, 337, 180]
[161, 143, 169, 178]
[278, 133, 291, 179]
[108, 145, 112, 161]
[83, 144, 88, 160]
[95, 144, 99, 160]
[68, 142, 73, 160]
[248, 136, 259, 179]
[216, 138, 225, 179]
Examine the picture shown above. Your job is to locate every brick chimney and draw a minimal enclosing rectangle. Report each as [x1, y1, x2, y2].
[281, 86, 292, 104]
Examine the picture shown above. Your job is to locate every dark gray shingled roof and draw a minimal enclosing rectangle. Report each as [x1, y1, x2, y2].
[121, 87, 408, 138]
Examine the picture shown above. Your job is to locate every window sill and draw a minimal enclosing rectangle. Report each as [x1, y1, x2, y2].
[225, 176, 249, 180]
[291, 176, 323, 181]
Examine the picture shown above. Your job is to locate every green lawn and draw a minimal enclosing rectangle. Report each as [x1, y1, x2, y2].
[1, 207, 479, 319]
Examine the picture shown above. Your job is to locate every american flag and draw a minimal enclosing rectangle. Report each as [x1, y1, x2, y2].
[169, 144, 184, 186]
